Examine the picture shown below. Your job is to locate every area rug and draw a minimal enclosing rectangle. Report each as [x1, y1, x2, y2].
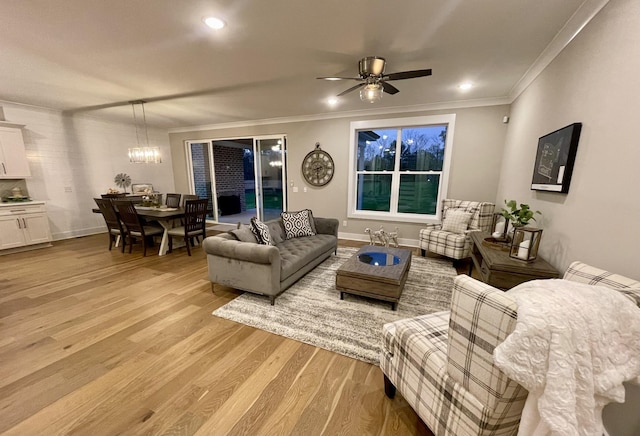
[212, 247, 458, 364]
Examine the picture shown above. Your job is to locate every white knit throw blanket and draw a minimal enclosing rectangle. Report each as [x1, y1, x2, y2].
[494, 279, 640, 436]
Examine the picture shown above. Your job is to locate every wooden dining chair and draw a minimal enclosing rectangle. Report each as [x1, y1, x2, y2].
[166, 193, 181, 208]
[94, 198, 126, 252]
[167, 198, 208, 256]
[113, 200, 164, 256]
[180, 194, 199, 207]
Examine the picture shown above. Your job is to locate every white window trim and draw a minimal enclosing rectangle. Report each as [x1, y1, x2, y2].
[347, 114, 456, 224]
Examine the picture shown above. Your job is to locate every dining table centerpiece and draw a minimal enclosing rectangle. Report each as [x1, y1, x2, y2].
[141, 188, 162, 207]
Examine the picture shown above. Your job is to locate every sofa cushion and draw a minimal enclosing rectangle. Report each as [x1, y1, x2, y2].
[230, 225, 259, 243]
[266, 220, 285, 244]
[278, 234, 336, 280]
[281, 209, 316, 239]
[250, 217, 274, 245]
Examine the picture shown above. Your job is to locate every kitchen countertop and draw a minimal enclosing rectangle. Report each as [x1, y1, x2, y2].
[0, 200, 45, 207]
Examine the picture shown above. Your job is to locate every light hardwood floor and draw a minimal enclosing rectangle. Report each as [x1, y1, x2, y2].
[0, 233, 437, 436]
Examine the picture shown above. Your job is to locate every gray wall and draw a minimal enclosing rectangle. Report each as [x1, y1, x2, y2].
[495, 1, 640, 432]
[496, 0, 640, 280]
[169, 105, 510, 243]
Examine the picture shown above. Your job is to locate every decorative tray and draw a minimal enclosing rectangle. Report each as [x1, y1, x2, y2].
[482, 237, 511, 252]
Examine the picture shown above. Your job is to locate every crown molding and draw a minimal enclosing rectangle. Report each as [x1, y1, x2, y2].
[167, 97, 510, 133]
[508, 0, 609, 101]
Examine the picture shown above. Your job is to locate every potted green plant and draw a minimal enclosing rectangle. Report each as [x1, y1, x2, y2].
[500, 200, 541, 228]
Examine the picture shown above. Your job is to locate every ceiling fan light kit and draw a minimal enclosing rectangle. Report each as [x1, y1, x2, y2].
[360, 83, 383, 103]
[318, 56, 432, 104]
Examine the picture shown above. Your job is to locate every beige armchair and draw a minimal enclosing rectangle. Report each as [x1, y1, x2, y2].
[419, 199, 494, 260]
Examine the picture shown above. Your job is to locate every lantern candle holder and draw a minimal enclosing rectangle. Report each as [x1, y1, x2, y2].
[490, 212, 508, 241]
[509, 227, 543, 262]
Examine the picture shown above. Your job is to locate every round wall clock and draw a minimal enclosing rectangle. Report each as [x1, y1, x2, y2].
[302, 143, 335, 187]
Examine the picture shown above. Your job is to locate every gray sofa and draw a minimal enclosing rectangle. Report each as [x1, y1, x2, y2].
[202, 216, 339, 304]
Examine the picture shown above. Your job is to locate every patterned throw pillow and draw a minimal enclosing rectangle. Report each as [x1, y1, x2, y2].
[250, 217, 274, 245]
[441, 210, 473, 234]
[281, 209, 316, 239]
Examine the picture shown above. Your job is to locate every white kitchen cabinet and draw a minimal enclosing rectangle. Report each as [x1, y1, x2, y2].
[0, 215, 26, 249]
[0, 125, 31, 178]
[0, 202, 51, 251]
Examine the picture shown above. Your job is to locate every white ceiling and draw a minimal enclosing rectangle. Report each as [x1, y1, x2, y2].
[0, 0, 604, 129]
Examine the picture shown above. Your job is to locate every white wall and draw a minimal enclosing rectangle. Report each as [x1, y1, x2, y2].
[0, 102, 174, 240]
[496, 0, 640, 279]
[169, 104, 510, 244]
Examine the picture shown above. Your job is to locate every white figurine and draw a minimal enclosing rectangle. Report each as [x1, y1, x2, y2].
[364, 228, 377, 245]
[387, 227, 399, 247]
[375, 226, 388, 247]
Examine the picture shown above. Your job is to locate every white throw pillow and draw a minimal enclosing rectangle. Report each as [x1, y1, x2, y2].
[441, 210, 473, 234]
[281, 209, 316, 239]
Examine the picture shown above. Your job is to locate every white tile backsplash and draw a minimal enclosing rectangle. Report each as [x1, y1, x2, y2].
[0, 179, 29, 199]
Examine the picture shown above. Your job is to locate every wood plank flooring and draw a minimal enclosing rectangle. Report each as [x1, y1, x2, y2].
[0, 234, 440, 435]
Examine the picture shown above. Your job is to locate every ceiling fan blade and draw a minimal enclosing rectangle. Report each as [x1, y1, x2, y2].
[384, 69, 432, 81]
[381, 82, 400, 95]
[337, 82, 366, 96]
[317, 76, 363, 81]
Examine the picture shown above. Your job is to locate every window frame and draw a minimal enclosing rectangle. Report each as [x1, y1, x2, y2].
[347, 114, 456, 224]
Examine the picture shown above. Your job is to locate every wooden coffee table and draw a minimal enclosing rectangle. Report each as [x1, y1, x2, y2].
[335, 245, 412, 310]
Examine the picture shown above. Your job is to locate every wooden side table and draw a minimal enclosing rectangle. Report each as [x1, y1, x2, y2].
[469, 231, 559, 290]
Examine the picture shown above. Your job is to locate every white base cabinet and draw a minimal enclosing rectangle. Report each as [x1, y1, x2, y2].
[0, 202, 51, 251]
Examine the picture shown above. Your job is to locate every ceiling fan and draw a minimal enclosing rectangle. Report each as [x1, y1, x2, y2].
[317, 56, 432, 103]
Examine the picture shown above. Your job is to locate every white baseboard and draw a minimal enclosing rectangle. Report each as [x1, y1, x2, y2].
[52, 226, 105, 241]
[337, 231, 419, 248]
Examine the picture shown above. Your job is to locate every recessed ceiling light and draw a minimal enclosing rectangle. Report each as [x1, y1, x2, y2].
[203, 16, 226, 30]
[327, 97, 338, 106]
[459, 82, 473, 90]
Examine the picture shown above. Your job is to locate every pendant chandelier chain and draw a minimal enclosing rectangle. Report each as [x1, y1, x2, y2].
[131, 103, 141, 146]
[141, 101, 150, 147]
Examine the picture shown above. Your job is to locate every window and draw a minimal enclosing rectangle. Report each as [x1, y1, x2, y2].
[347, 115, 455, 223]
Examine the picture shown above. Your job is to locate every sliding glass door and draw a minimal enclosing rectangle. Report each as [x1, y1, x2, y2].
[254, 136, 287, 221]
[186, 135, 287, 224]
[187, 142, 214, 219]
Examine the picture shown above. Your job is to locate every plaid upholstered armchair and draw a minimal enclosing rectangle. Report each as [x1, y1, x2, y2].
[419, 199, 494, 260]
[380, 262, 640, 436]
[381, 275, 527, 436]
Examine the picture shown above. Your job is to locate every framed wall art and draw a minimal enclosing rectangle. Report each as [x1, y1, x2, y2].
[531, 122, 582, 193]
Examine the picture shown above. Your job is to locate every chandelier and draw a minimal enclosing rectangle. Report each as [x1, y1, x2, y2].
[128, 100, 161, 164]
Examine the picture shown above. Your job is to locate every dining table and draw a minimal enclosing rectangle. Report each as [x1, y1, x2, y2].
[134, 206, 186, 256]
[93, 205, 186, 256]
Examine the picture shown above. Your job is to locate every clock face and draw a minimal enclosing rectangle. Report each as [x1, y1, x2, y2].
[302, 149, 335, 186]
